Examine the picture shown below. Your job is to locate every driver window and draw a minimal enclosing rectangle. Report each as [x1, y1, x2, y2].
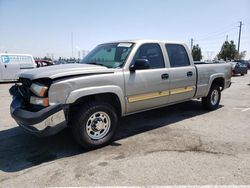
[133, 43, 165, 69]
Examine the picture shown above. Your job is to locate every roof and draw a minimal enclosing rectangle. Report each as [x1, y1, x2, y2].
[104, 39, 186, 45]
[0, 53, 33, 56]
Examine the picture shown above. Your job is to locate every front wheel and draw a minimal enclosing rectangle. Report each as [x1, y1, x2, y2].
[71, 101, 118, 149]
[202, 84, 221, 110]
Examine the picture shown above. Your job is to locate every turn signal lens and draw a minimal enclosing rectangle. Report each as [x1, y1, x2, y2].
[30, 83, 48, 97]
[30, 96, 49, 107]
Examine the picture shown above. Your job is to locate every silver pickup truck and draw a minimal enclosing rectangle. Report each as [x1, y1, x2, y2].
[10, 40, 231, 149]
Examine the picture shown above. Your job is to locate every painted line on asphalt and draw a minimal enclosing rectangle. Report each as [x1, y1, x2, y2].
[233, 107, 250, 112]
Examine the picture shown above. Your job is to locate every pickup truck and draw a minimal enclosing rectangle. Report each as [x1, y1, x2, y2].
[9, 40, 232, 149]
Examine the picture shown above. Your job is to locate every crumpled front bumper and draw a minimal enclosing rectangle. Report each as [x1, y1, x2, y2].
[10, 96, 67, 136]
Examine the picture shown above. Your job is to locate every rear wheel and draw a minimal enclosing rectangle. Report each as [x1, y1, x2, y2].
[202, 84, 221, 110]
[71, 101, 118, 149]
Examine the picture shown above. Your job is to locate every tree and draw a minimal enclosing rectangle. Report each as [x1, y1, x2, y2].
[235, 50, 246, 60]
[192, 44, 202, 61]
[217, 40, 238, 61]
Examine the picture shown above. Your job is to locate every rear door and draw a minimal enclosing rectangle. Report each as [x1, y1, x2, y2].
[19, 56, 36, 70]
[1, 55, 20, 80]
[165, 44, 196, 103]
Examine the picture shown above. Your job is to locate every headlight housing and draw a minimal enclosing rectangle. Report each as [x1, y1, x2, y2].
[30, 83, 48, 97]
[30, 96, 49, 107]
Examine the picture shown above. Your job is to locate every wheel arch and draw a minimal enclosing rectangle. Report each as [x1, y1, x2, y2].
[66, 86, 125, 117]
[206, 74, 225, 96]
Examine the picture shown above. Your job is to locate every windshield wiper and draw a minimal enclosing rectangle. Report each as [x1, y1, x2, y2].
[87, 62, 113, 68]
[87, 62, 106, 67]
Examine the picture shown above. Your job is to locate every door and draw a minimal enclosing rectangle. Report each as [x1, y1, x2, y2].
[165, 44, 196, 103]
[1, 55, 20, 80]
[124, 43, 170, 113]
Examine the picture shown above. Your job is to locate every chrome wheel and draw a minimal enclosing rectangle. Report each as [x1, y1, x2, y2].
[86, 111, 111, 140]
[211, 89, 219, 106]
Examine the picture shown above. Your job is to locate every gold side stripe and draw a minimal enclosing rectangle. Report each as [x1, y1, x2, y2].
[128, 86, 193, 103]
[128, 90, 170, 103]
[170, 86, 193, 95]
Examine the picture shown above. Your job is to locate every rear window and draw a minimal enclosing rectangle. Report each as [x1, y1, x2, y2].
[165, 44, 190, 67]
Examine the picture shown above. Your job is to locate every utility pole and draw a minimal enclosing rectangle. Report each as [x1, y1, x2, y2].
[191, 38, 193, 50]
[237, 21, 242, 52]
[226, 35, 228, 41]
[71, 32, 74, 58]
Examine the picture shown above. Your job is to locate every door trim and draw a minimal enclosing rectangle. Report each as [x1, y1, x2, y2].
[127, 86, 194, 103]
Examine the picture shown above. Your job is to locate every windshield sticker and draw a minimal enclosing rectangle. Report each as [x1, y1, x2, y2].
[117, 43, 132, 48]
[114, 62, 121, 67]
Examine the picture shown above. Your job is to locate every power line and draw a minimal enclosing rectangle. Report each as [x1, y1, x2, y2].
[194, 23, 237, 39]
[196, 27, 237, 41]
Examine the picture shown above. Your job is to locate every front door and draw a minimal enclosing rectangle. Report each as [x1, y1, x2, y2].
[124, 43, 170, 113]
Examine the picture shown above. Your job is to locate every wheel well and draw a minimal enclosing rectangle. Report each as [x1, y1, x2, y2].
[69, 93, 122, 117]
[211, 77, 225, 90]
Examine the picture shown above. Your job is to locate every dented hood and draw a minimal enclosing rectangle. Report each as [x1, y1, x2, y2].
[18, 64, 114, 80]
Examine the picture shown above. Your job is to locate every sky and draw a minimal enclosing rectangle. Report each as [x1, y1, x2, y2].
[0, 0, 249, 60]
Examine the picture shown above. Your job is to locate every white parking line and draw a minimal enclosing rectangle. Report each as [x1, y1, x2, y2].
[233, 107, 250, 112]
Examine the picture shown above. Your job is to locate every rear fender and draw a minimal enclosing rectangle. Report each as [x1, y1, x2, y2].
[205, 73, 225, 96]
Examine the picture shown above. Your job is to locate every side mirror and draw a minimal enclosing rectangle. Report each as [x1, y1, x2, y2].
[129, 59, 150, 72]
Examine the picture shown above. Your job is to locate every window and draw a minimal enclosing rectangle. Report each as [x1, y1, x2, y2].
[165, 44, 190, 67]
[133, 43, 165, 69]
[81, 42, 134, 68]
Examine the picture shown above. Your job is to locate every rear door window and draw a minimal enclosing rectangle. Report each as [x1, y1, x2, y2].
[165, 44, 190, 67]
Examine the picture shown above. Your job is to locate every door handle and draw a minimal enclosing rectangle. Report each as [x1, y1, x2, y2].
[4, 65, 7, 68]
[161, 73, 169, 80]
[187, 71, 193, 77]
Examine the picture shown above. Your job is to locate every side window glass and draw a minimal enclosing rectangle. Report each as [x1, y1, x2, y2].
[133, 44, 165, 69]
[165, 44, 190, 67]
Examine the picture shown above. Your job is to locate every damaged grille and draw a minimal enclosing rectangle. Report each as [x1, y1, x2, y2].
[9, 78, 32, 103]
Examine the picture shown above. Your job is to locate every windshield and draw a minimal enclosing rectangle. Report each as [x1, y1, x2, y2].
[80, 42, 134, 68]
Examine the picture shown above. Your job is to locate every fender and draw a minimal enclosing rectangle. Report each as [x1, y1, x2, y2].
[66, 85, 126, 115]
[205, 73, 225, 96]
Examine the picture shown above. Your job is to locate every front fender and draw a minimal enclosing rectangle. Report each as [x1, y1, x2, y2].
[66, 85, 126, 115]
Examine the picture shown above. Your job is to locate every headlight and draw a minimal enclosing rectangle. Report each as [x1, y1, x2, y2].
[30, 83, 48, 97]
[30, 96, 49, 107]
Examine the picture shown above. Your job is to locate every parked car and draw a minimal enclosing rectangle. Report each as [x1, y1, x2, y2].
[0, 53, 36, 82]
[54, 60, 79, 65]
[35, 60, 54, 67]
[9, 40, 232, 149]
[231, 61, 248, 76]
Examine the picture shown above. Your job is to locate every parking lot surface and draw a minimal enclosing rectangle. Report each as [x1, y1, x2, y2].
[0, 72, 250, 186]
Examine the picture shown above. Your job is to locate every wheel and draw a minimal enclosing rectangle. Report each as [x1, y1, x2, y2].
[71, 101, 118, 149]
[202, 84, 221, 110]
[241, 74, 244, 76]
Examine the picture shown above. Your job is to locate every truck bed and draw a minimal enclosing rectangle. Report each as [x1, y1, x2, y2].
[194, 63, 232, 98]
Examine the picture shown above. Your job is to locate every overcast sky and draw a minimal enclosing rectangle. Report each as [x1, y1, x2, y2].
[0, 0, 249, 59]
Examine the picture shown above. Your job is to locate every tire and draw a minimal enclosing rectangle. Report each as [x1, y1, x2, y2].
[71, 101, 118, 149]
[241, 74, 244, 76]
[202, 84, 221, 110]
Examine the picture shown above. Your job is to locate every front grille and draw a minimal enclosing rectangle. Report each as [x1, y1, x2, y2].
[19, 78, 32, 87]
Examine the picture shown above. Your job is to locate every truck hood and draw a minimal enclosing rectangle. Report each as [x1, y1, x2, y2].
[18, 64, 114, 80]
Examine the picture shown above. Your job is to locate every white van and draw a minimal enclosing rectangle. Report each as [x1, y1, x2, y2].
[0, 53, 36, 82]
